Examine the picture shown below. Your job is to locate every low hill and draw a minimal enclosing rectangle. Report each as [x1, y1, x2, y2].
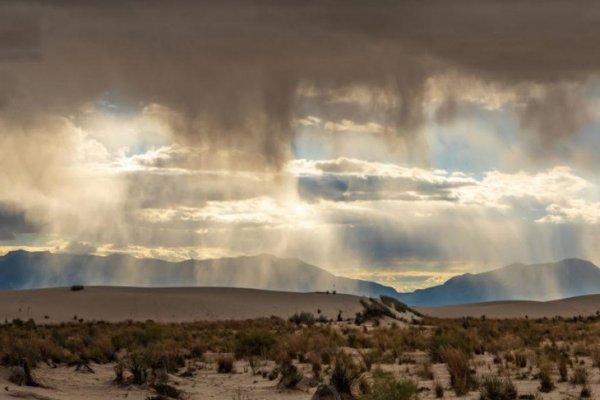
[0, 286, 368, 323]
[418, 294, 600, 319]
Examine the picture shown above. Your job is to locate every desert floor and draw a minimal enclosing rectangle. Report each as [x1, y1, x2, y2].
[0, 288, 599, 399]
[1, 352, 598, 399]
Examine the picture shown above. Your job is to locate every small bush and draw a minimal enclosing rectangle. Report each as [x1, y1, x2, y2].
[479, 376, 517, 400]
[289, 312, 315, 326]
[359, 349, 381, 371]
[571, 367, 588, 386]
[441, 347, 476, 396]
[590, 346, 600, 367]
[330, 352, 364, 396]
[581, 386, 592, 399]
[558, 357, 568, 382]
[417, 361, 434, 380]
[216, 356, 234, 374]
[234, 330, 277, 358]
[152, 382, 184, 399]
[363, 370, 417, 400]
[70, 285, 85, 291]
[538, 363, 554, 393]
[514, 353, 527, 368]
[127, 352, 149, 385]
[277, 364, 303, 389]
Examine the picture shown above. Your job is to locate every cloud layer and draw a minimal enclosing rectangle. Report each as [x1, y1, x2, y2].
[2, 1, 600, 290]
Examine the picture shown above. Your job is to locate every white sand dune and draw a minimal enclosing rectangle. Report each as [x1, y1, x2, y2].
[0, 286, 365, 323]
[418, 294, 600, 319]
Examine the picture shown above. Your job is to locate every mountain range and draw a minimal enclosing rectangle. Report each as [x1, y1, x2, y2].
[1, 250, 599, 307]
[0, 250, 399, 298]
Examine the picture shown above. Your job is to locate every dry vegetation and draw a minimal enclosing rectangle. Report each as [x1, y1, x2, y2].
[2, 302, 600, 399]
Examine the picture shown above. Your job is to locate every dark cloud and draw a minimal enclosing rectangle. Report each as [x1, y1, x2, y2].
[2, 0, 600, 167]
[0, 203, 38, 240]
[297, 175, 464, 202]
[520, 84, 592, 150]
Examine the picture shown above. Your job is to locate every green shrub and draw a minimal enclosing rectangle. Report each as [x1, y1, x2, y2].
[479, 376, 517, 400]
[234, 330, 277, 358]
[289, 312, 315, 326]
[363, 370, 417, 400]
[330, 352, 364, 396]
[126, 352, 149, 385]
[277, 364, 303, 389]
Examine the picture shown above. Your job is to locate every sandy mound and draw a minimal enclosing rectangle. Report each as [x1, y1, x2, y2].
[0, 286, 365, 323]
[418, 294, 600, 319]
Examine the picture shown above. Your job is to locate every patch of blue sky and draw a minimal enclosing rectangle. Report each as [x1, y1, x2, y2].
[426, 104, 520, 176]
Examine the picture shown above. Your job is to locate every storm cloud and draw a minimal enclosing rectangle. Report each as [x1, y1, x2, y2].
[2, 1, 600, 167]
[3, 1, 600, 290]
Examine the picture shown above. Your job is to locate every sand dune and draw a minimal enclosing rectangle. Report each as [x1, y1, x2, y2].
[418, 293, 600, 319]
[0, 286, 365, 323]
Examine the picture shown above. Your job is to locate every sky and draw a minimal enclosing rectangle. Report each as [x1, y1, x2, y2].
[2, 0, 600, 292]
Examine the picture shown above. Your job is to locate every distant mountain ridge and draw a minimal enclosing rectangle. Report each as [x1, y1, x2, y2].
[400, 258, 600, 306]
[0, 250, 400, 299]
[1, 251, 600, 307]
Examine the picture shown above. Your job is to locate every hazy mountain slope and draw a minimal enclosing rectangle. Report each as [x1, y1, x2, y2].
[401, 259, 600, 306]
[0, 250, 400, 298]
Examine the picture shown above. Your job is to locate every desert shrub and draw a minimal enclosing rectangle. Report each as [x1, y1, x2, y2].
[359, 349, 381, 371]
[268, 367, 279, 381]
[216, 355, 235, 374]
[417, 361, 434, 380]
[289, 312, 315, 326]
[429, 329, 472, 363]
[581, 386, 592, 399]
[114, 361, 125, 383]
[571, 366, 588, 386]
[590, 346, 600, 367]
[152, 382, 184, 399]
[277, 364, 303, 389]
[127, 352, 150, 385]
[346, 330, 373, 349]
[307, 352, 322, 380]
[479, 376, 517, 400]
[363, 370, 417, 400]
[8, 360, 38, 387]
[70, 285, 84, 291]
[2, 340, 43, 367]
[514, 352, 527, 368]
[234, 329, 277, 358]
[558, 357, 568, 382]
[330, 352, 364, 396]
[441, 347, 477, 396]
[538, 363, 554, 393]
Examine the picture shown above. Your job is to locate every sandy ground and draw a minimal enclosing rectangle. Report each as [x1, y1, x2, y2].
[0, 353, 597, 400]
[0, 287, 365, 323]
[417, 294, 600, 319]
